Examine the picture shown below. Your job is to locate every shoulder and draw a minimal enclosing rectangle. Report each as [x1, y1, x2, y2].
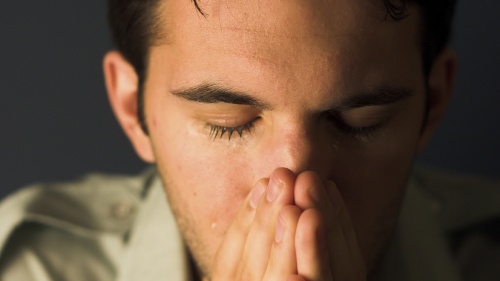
[0, 168, 156, 281]
[412, 166, 500, 231]
[412, 166, 500, 281]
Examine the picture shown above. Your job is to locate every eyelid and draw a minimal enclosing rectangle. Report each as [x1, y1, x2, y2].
[333, 102, 397, 113]
[190, 102, 261, 115]
[333, 104, 395, 118]
[204, 114, 258, 128]
[326, 106, 393, 141]
[191, 104, 261, 124]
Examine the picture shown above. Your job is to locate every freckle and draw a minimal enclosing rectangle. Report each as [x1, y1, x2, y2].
[152, 116, 157, 128]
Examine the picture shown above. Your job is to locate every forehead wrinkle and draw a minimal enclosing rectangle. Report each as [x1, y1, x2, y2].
[200, 16, 354, 70]
[208, 0, 359, 36]
[205, 0, 387, 35]
[194, 1, 403, 67]
[203, 31, 346, 81]
[165, 0, 407, 55]
[213, 24, 355, 45]
[214, 46, 288, 69]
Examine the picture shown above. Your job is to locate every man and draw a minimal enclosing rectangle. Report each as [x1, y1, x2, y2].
[1, 0, 499, 280]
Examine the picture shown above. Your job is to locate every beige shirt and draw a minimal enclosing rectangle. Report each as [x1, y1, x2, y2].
[0, 167, 499, 281]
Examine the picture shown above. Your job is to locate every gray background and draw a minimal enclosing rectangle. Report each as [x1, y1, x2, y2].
[0, 1, 499, 199]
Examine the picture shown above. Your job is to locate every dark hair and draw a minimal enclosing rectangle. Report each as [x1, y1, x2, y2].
[108, 0, 457, 133]
[383, 0, 457, 76]
[108, 0, 165, 133]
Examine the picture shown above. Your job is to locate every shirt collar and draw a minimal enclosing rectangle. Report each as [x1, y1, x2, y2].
[116, 174, 192, 281]
[375, 174, 463, 281]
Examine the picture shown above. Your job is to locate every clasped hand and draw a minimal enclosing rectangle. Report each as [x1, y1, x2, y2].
[212, 168, 367, 281]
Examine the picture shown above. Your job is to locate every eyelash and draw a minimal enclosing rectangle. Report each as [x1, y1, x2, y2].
[208, 115, 382, 141]
[332, 119, 382, 140]
[209, 120, 257, 140]
[326, 112, 382, 141]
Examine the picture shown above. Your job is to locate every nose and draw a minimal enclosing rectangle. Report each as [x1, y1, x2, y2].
[259, 118, 329, 178]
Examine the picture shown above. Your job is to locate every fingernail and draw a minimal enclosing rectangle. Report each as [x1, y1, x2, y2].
[308, 185, 325, 206]
[275, 216, 285, 243]
[267, 175, 283, 202]
[327, 180, 342, 213]
[250, 182, 266, 209]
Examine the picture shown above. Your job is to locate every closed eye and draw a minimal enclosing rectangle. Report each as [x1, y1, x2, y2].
[208, 118, 259, 140]
[326, 108, 389, 140]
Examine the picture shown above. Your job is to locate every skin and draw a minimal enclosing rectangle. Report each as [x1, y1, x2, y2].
[104, 0, 456, 279]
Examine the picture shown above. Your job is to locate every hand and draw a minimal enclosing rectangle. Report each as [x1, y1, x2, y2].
[291, 171, 366, 281]
[212, 168, 300, 280]
[211, 168, 366, 281]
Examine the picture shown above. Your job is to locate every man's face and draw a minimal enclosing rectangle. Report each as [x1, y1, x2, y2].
[144, 0, 425, 276]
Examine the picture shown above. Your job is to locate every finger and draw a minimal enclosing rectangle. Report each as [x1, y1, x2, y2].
[325, 181, 366, 280]
[213, 178, 268, 278]
[295, 173, 365, 280]
[237, 168, 296, 280]
[265, 205, 302, 279]
[287, 275, 308, 281]
[294, 172, 339, 279]
[295, 208, 332, 281]
[294, 171, 328, 211]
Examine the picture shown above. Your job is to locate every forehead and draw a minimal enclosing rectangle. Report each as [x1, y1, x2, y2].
[160, 0, 420, 50]
[154, 0, 422, 96]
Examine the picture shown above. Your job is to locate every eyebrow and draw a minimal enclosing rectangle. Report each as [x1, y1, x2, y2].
[172, 84, 271, 110]
[171, 83, 413, 111]
[333, 86, 414, 111]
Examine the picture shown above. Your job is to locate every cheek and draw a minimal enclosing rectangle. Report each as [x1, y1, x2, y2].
[149, 107, 255, 249]
[337, 140, 416, 219]
[331, 94, 425, 238]
[334, 138, 415, 220]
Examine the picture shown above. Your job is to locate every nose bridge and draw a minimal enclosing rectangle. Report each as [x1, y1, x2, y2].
[267, 118, 324, 175]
